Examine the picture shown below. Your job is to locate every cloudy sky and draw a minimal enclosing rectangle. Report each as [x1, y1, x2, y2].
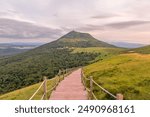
[0, 0, 150, 44]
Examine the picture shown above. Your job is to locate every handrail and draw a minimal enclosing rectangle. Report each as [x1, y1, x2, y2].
[81, 71, 90, 93]
[46, 76, 60, 93]
[29, 80, 46, 100]
[29, 68, 74, 100]
[41, 93, 46, 100]
[92, 92, 98, 100]
[81, 68, 123, 100]
[81, 70, 90, 81]
[91, 79, 117, 99]
[29, 71, 61, 100]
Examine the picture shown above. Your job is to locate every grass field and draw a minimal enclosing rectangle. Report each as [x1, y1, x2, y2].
[72, 47, 125, 63]
[83, 53, 150, 100]
[72, 47, 124, 54]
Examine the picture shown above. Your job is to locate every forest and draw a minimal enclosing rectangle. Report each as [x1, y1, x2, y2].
[0, 48, 99, 94]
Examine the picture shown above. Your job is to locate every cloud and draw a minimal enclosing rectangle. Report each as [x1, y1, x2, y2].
[105, 21, 150, 29]
[75, 20, 150, 32]
[0, 18, 63, 39]
[76, 25, 105, 32]
[91, 14, 119, 19]
[0, 0, 150, 44]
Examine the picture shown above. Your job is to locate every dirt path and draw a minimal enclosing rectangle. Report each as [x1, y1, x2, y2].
[50, 68, 88, 100]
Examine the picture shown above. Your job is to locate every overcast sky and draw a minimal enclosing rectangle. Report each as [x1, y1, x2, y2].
[0, 0, 150, 44]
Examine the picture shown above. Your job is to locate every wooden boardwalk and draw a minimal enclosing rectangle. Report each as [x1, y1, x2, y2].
[50, 68, 88, 100]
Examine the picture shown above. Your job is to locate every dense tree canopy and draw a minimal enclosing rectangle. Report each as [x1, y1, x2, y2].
[0, 48, 99, 94]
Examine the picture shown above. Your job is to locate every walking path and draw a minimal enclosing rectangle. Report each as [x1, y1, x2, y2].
[50, 68, 88, 100]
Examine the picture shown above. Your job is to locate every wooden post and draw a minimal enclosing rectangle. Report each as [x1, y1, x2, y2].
[58, 70, 61, 82]
[81, 70, 83, 83]
[90, 76, 93, 100]
[81, 70, 86, 90]
[65, 69, 67, 74]
[116, 94, 123, 100]
[43, 76, 47, 100]
[82, 72, 86, 91]
[62, 69, 65, 80]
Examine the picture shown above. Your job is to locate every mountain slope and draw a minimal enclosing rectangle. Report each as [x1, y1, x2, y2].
[44, 31, 116, 48]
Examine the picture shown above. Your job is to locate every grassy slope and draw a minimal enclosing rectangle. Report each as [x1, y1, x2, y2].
[83, 53, 150, 100]
[0, 76, 60, 100]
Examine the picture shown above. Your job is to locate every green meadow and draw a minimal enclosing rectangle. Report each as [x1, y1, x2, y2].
[72, 47, 125, 63]
[83, 53, 150, 100]
[72, 47, 124, 54]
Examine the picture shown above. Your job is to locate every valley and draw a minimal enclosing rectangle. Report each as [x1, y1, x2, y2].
[0, 43, 42, 56]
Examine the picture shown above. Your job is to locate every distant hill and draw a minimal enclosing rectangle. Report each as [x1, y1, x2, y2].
[128, 45, 150, 54]
[44, 31, 116, 48]
[0, 48, 28, 57]
[111, 42, 146, 48]
[0, 43, 42, 56]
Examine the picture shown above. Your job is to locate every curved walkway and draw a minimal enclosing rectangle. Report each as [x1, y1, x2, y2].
[50, 68, 87, 100]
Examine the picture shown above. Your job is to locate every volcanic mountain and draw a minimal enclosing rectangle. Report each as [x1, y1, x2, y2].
[41, 31, 116, 48]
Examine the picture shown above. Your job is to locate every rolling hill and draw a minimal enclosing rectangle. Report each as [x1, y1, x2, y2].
[0, 31, 119, 95]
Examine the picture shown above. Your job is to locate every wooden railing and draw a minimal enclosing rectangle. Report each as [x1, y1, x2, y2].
[81, 68, 123, 100]
[29, 69, 71, 100]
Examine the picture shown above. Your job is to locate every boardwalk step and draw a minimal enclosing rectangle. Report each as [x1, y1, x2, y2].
[50, 92, 87, 100]
[55, 86, 84, 92]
